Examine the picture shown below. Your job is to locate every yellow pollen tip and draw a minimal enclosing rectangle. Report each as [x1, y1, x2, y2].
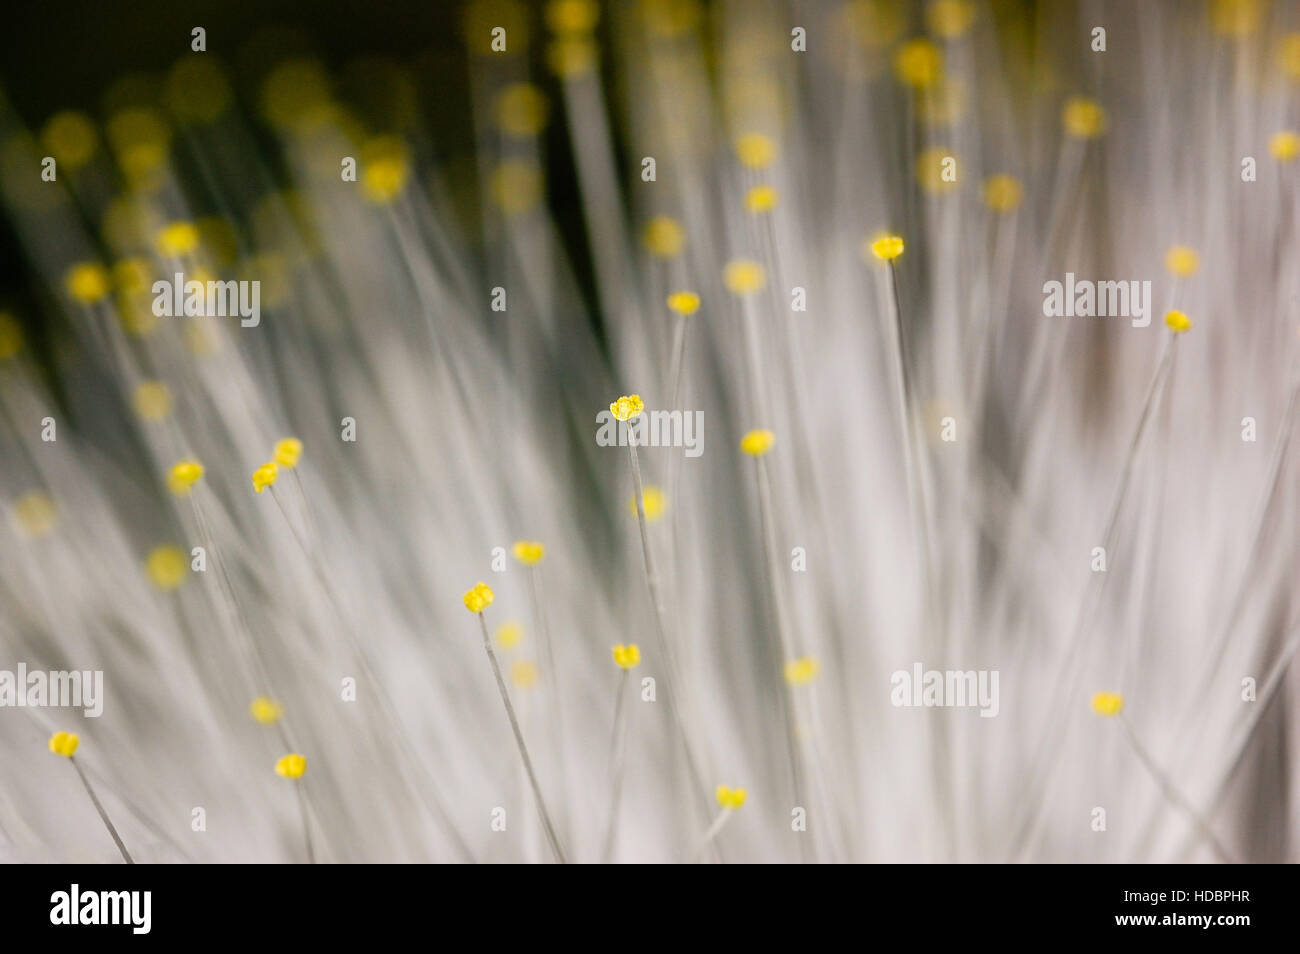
[740, 428, 775, 456]
[64, 263, 112, 304]
[273, 437, 303, 468]
[609, 394, 645, 421]
[723, 259, 766, 295]
[666, 291, 701, 316]
[784, 656, 819, 686]
[146, 545, 188, 591]
[981, 174, 1023, 213]
[48, 731, 80, 758]
[715, 785, 747, 809]
[1165, 310, 1193, 333]
[894, 38, 944, 89]
[167, 459, 204, 495]
[642, 216, 685, 257]
[1269, 130, 1300, 162]
[1062, 97, 1108, 139]
[14, 492, 58, 537]
[628, 485, 667, 521]
[512, 540, 545, 565]
[1091, 692, 1124, 717]
[463, 581, 495, 614]
[511, 659, 540, 688]
[734, 132, 777, 169]
[133, 380, 172, 421]
[155, 221, 201, 258]
[868, 234, 905, 261]
[1164, 246, 1200, 277]
[275, 753, 307, 779]
[250, 696, 284, 724]
[496, 621, 525, 649]
[612, 643, 641, 668]
[744, 184, 779, 213]
[252, 461, 279, 493]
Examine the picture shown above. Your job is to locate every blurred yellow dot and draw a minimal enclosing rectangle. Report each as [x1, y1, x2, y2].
[166, 57, 233, 125]
[261, 59, 332, 130]
[250, 696, 283, 724]
[40, 111, 98, 171]
[981, 174, 1023, 212]
[641, 0, 702, 38]
[1062, 97, 1107, 139]
[546, 0, 599, 34]
[155, 221, 200, 257]
[1270, 130, 1300, 162]
[1278, 33, 1300, 79]
[666, 290, 700, 316]
[915, 148, 958, 193]
[464, 0, 530, 55]
[490, 160, 543, 215]
[894, 38, 944, 89]
[629, 485, 667, 521]
[64, 263, 111, 304]
[740, 429, 775, 456]
[1164, 245, 1200, 277]
[734, 132, 778, 169]
[496, 621, 524, 649]
[1091, 691, 1124, 716]
[494, 83, 550, 137]
[1210, 0, 1263, 37]
[866, 233, 904, 261]
[784, 656, 820, 686]
[511, 659, 540, 689]
[14, 493, 57, 538]
[744, 183, 779, 213]
[0, 312, 23, 359]
[842, 0, 905, 49]
[723, 260, 766, 295]
[642, 216, 685, 257]
[133, 380, 172, 421]
[145, 545, 187, 590]
[926, 0, 975, 38]
[360, 136, 411, 204]
[547, 36, 598, 76]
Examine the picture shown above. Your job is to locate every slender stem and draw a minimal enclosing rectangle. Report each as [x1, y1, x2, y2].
[695, 808, 735, 862]
[71, 758, 133, 864]
[601, 668, 632, 863]
[528, 564, 567, 829]
[477, 612, 567, 864]
[293, 781, 316, 864]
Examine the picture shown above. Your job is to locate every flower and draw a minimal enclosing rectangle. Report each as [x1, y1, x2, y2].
[744, 184, 779, 213]
[168, 459, 204, 495]
[512, 540, 545, 565]
[612, 643, 641, 668]
[496, 621, 524, 649]
[715, 785, 747, 809]
[869, 234, 905, 261]
[628, 485, 667, 521]
[609, 394, 644, 422]
[250, 696, 283, 724]
[1062, 97, 1107, 139]
[146, 546, 188, 590]
[666, 291, 701, 316]
[273, 437, 303, 468]
[252, 461, 279, 493]
[1269, 131, 1300, 162]
[1164, 246, 1199, 278]
[1165, 310, 1193, 334]
[981, 175, 1023, 213]
[155, 221, 201, 257]
[733, 132, 777, 169]
[1091, 692, 1124, 717]
[784, 656, 819, 686]
[48, 731, 79, 758]
[740, 429, 775, 456]
[275, 753, 307, 778]
[64, 263, 111, 304]
[463, 581, 495, 613]
[723, 260, 766, 295]
[642, 216, 685, 257]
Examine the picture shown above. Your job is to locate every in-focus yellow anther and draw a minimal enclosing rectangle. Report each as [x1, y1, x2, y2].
[155, 221, 201, 258]
[868, 234, 905, 261]
[1269, 131, 1300, 162]
[273, 437, 303, 469]
[744, 184, 779, 213]
[1091, 692, 1124, 717]
[609, 394, 644, 421]
[463, 581, 495, 613]
[628, 485, 667, 521]
[250, 696, 283, 724]
[784, 656, 819, 686]
[666, 291, 701, 316]
[48, 731, 80, 758]
[511, 659, 539, 688]
[275, 753, 307, 778]
[0, 312, 22, 360]
[642, 216, 686, 257]
[1062, 97, 1108, 139]
[133, 380, 172, 421]
[894, 38, 944, 89]
[926, 0, 976, 39]
[146, 545, 187, 590]
[496, 621, 524, 649]
[715, 785, 747, 809]
[168, 459, 204, 495]
[734, 132, 777, 169]
[252, 461, 279, 494]
[740, 429, 775, 456]
[612, 643, 641, 669]
[981, 174, 1023, 213]
[723, 260, 766, 295]
[1165, 246, 1200, 277]
[64, 263, 111, 304]
[512, 540, 545, 565]
[14, 492, 57, 537]
[1165, 310, 1193, 333]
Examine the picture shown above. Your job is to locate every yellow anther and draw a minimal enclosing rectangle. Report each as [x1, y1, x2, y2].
[612, 643, 642, 669]
[168, 459, 204, 495]
[250, 696, 283, 725]
[49, 731, 80, 758]
[723, 260, 766, 295]
[463, 581, 495, 613]
[252, 461, 279, 494]
[666, 291, 700, 316]
[715, 785, 747, 809]
[512, 540, 545, 565]
[609, 394, 645, 421]
[64, 263, 111, 304]
[146, 546, 187, 590]
[275, 753, 307, 778]
[1091, 692, 1124, 717]
[273, 437, 303, 469]
[740, 429, 775, 456]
